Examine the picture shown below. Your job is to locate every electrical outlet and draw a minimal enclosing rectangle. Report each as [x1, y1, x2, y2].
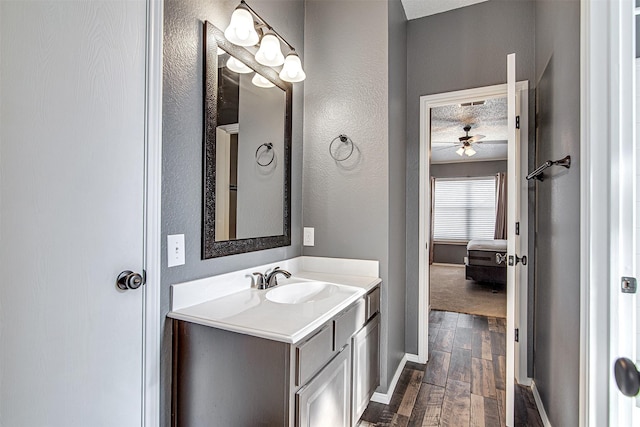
[303, 227, 315, 246]
[167, 234, 185, 267]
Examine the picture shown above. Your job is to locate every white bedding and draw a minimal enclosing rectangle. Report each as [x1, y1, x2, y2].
[467, 239, 507, 252]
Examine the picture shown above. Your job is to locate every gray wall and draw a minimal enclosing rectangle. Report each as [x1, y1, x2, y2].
[162, 1, 304, 424]
[533, 0, 581, 425]
[388, 0, 408, 396]
[405, 0, 535, 354]
[302, 0, 407, 393]
[431, 160, 507, 264]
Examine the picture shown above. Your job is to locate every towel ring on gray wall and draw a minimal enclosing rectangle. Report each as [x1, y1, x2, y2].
[329, 134, 354, 161]
[255, 142, 275, 167]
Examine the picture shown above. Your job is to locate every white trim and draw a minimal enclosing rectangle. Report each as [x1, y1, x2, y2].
[405, 353, 422, 363]
[531, 381, 553, 427]
[370, 354, 408, 405]
[143, 0, 163, 425]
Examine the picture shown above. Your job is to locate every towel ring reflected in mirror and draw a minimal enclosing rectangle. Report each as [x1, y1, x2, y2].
[255, 142, 275, 167]
[329, 134, 354, 161]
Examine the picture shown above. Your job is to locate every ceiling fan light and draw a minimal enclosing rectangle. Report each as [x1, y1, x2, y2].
[456, 147, 465, 156]
[226, 56, 252, 74]
[255, 32, 285, 66]
[466, 147, 477, 157]
[224, 6, 259, 47]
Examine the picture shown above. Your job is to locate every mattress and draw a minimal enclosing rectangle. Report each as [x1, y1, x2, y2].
[466, 239, 507, 252]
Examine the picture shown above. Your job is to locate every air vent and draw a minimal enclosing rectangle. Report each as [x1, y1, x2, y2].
[459, 100, 486, 107]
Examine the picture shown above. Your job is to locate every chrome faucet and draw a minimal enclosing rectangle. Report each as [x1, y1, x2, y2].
[252, 266, 291, 290]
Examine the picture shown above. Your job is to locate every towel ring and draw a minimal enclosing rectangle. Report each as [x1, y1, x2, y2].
[255, 143, 275, 167]
[329, 134, 354, 161]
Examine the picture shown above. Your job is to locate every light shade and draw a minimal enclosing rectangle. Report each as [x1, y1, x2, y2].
[456, 147, 465, 156]
[255, 32, 284, 66]
[224, 7, 259, 47]
[226, 56, 252, 74]
[217, 47, 225, 56]
[465, 147, 476, 157]
[279, 52, 306, 82]
[252, 73, 275, 88]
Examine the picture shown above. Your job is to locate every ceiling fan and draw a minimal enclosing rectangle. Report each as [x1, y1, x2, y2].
[455, 125, 485, 157]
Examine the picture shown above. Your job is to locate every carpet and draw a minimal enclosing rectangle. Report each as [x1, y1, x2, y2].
[429, 264, 506, 318]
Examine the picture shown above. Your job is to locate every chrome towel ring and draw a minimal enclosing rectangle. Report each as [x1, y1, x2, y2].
[329, 134, 354, 161]
[255, 142, 275, 167]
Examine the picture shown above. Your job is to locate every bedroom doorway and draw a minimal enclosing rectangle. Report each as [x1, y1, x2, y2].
[416, 57, 529, 426]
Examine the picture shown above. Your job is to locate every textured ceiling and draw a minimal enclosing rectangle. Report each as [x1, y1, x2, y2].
[401, 0, 489, 20]
[431, 97, 508, 164]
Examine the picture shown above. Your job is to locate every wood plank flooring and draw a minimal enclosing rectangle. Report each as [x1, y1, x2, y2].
[359, 311, 543, 427]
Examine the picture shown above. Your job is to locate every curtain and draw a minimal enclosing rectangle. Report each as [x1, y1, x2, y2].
[429, 177, 436, 265]
[494, 172, 507, 239]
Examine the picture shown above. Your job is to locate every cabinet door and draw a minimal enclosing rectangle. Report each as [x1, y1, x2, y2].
[296, 346, 351, 427]
[352, 314, 380, 422]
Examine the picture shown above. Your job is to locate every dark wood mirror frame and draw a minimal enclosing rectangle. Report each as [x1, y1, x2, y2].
[202, 21, 292, 259]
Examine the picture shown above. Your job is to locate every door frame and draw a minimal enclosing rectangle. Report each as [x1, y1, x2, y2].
[143, 0, 163, 424]
[580, 0, 637, 425]
[415, 81, 530, 377]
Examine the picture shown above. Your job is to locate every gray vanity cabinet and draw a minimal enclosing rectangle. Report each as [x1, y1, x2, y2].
[172, 284, 381, 427]
[352, 313, 380, 421]
[296, 345, 351, 427]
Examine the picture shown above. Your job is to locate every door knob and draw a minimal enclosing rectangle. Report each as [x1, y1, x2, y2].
[614, 357, 640, 397]
[508, 255, 527, 266]
[116, 270, 145, 291]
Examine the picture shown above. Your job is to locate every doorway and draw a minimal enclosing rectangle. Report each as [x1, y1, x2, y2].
[428, 98, 509, 319]
[416, 79, 530, 425]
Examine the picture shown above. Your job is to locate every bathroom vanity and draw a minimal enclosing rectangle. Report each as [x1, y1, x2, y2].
[169, 257, 381, 427]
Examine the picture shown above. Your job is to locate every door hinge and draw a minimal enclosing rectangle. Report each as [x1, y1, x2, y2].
[516, 116, 520, 129]
[515, 222, 520, 235]
[515, 328, 519, 342]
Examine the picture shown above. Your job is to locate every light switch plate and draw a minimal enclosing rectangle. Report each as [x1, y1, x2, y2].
[303, 227, 314, 246]
[167, 234, 185, 267]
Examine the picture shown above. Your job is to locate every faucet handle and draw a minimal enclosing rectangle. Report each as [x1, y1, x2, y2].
[252, 272, 266, 289]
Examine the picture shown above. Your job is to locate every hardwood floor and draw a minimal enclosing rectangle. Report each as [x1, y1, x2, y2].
[358, 310, 543, 427]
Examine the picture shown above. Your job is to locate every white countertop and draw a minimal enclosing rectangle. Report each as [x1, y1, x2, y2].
[168, 257, 381, 344]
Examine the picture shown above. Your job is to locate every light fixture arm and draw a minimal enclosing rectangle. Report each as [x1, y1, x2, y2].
[239, 0, 296, 52]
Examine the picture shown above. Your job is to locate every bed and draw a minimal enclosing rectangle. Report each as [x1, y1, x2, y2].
[465, 239, 507, 285]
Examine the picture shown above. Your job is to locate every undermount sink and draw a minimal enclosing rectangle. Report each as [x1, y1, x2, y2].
[266, 282, 339, 304]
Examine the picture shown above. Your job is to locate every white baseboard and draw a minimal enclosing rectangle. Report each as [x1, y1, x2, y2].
[406, 353, 422, 364]
[370, 354, 408, 405]
[531, 380, 552, 427]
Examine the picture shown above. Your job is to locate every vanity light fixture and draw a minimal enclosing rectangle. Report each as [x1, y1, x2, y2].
[252, 73, 275, 88]
[255, 32, 284, 66]
[226, 56, 252, 74]
[224, 0, 305, 83]
[224, 6, 259, 46]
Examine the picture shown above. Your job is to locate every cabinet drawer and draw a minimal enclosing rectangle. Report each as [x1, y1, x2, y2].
[334, 299, 365, 351]
[366, 287, 380, 320]
[296, 325, 334, 386]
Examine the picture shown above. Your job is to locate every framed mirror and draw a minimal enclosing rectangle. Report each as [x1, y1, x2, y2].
[202, 21, 292, 259]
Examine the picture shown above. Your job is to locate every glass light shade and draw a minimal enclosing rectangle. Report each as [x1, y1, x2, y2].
[224, 7, 259, 46]
[217, 47, 225, 56]
[456, 147, 465, 156]
[252, 73, 275, 88]
[255, 33, 284, 66]
[279, 52, 306, 82]
[465, 147, 477, 156]
[226, 56, 252, 74]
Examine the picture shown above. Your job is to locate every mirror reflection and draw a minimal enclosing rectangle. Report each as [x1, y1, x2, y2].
[202, 21, 292, 259]
[215, 55, 286, 241]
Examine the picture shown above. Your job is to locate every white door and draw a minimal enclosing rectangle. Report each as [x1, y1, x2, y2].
[505, 52, 521, 427]
[0, 1, 148, 425]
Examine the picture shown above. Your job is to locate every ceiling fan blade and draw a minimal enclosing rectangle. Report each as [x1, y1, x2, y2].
[468, 134, 486, 143]
[475, 139, 507, 145]
[432, 144, 459, 152]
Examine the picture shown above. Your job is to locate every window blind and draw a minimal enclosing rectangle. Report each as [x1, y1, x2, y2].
[433, 177, 496, 242]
